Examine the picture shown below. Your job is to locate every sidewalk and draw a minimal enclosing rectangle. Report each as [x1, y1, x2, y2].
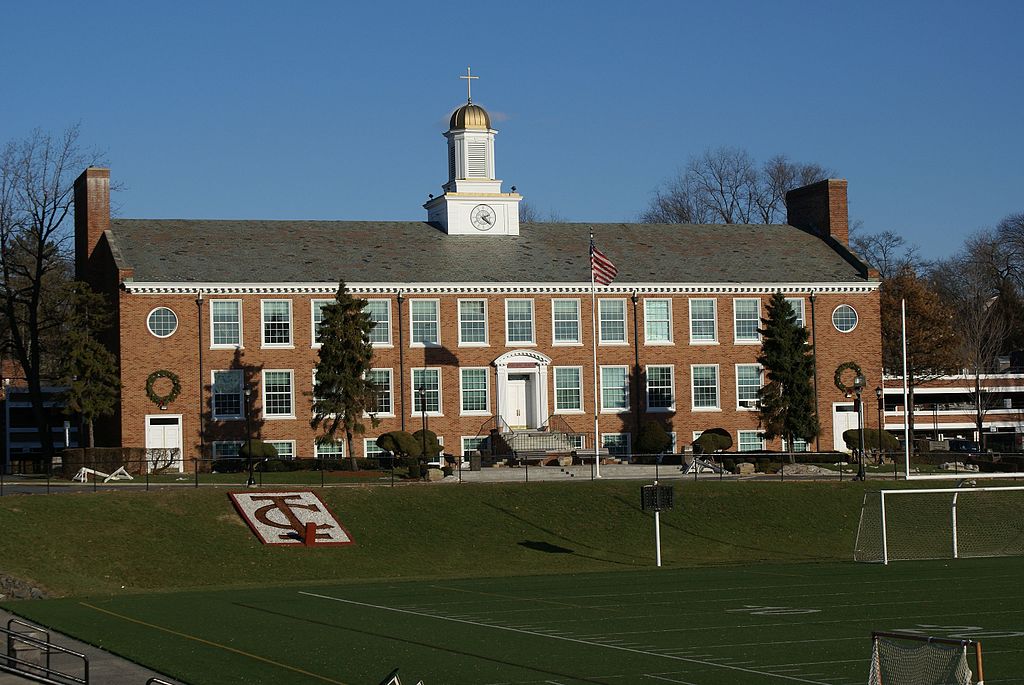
[0, 608, 183, 684]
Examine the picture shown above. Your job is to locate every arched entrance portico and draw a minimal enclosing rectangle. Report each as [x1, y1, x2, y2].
[493, 350, 551, 430]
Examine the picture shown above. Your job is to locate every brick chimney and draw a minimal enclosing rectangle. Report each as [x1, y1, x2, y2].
[74, 167, 111, 283]
[785, 179, 848, 246]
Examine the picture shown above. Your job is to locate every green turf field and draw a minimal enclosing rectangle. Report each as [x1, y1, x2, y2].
[8, 557, 1024, 684]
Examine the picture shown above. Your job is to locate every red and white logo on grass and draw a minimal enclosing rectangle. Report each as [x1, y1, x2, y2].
[229, 491, 354, 547]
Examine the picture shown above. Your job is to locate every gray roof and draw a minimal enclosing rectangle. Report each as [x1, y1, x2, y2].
[107, 219, 871, 284]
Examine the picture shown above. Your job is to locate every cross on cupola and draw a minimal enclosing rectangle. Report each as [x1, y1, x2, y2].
[422, 69, 522, 236]
[460, 66, 478, 103]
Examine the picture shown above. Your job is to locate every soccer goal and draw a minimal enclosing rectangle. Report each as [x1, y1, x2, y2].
[854, 486, 1024, 564]
[868, 631, 983, 684]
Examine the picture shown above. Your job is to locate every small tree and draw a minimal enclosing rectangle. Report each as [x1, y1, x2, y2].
[58, 284, 119, 448]
[635, 420, 671, 455]
[238, 440, 278, 459]
[412, 429, 442, 459]
[376, 431, 421, 459]
[757, 292, 819, 463]
[310, 281, 379, 469]
[694, 428, 733, 454]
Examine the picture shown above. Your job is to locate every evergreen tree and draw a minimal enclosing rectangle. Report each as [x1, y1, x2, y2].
[310, 281, 378, 469]
[757, 292, 819, 462]
[58, 285, 120, 448]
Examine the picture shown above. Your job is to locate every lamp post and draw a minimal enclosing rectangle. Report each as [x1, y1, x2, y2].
[418, 384, 427, 459]
[854, 374, 866, 480]
[875, 386, 883, 463]
[244, 386, 255, 487]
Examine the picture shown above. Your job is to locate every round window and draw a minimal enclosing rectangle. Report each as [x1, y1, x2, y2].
[147, 307, 178, 338]
[832, 304, 858, 333]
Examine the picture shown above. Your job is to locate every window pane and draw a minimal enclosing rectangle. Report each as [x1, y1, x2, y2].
[601, 367, 628, 410]
[646, 365, 674, 409]
[737, 364, 761, 406]
[266, 441, 294, 459]
[600, 300, 626, 342]
[785, 298, 805, 329]
[411, 301, 439, 344]
[213, 441, 242, 459]
[645, 299, 671, 342]
[553, 300, 580, 343]
[367, 369, 392, 414]
[211, 301, 240, 345]
[315, 440, 344, 457]
[212, 370, 242, 418]
[461, 368, 488, 412]
[690, 299, 716, 341]
[692, 365, 718, 408]
[413, 369, 440, 412]
[554, 367, 582, 411]
[602, 433, 630, 456]
[263, 301, 291, 345]
[738, 431, 763, 452]
[734, 299, 759, 341]
[365, 300, 391, 344]
[264, 371, 293, 415]
[148, 308, 178, 337]
[832, 304, 858, 333]
[459, 300, 487, 344]
[507, 300, 534, 343]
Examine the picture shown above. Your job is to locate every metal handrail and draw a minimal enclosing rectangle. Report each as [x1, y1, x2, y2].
[0, 623, 88, 685]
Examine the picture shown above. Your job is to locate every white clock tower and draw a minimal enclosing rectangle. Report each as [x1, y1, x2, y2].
[424, 68, 522, 236]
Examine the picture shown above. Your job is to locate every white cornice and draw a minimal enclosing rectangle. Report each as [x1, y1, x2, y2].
[123, 281, 881, 296]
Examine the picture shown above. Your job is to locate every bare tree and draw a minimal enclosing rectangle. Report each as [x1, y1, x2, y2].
[0, 126, 100, 464]
[849, 229, 923, 279]
[519, 201, 565, 223]
[640, 147, 832, 224]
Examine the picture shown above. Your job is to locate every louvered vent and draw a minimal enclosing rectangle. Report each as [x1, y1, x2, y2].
[448, 141, 457, 180]
[467, 140, 488, 178]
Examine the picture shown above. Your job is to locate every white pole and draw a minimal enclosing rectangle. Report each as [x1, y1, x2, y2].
[901, 299, 911, 479]
[654, 509, 662, 567]
[880, 491, 889, 565]
[952, 492, 959, 559]
[590, 230, 602, 479]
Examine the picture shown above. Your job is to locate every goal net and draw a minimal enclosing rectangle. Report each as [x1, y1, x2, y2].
[854, 486, 1024, 564]
[868, 632, 980, 685]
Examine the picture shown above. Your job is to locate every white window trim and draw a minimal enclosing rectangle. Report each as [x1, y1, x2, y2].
[459, 367, 491, 416]
[363, 438, 385, 458]
[411, 368, 443, 417]
[461, 436, 486, 456]
[737, 430, 765, 452]
[601, 433, 632, 455]
[146, 306, 178, 339]
[785, 297, 806, 329]
[212, 440, 243, 459]
[209, 299, 242, 349]
[832, 304, 859, 333]
[210, 369, 244, 421]
[310, 299, 332, 349]
[261, 299, 294, 348]
[733, 297, 761, 345]
[553, 366, 585, 414]
[690, 363, 721, 412]
[598, 298, 629, 345]
[409, 298, 441, 348]
[643, 298, 673, 346]
[600, 365, 630, 413]
[262, 368, 295, 419]
[551, 298, 583, 346]
[457, 298, 489, 347]
[314, 440, 345, 458]
[265, 439, 296, 460]
[365, 299, 394, 348]
[688, 298, 718, 345]
[735, 363, 763, 411]
[504, 298, 536, 346]
[365, 368, 395, 418]
[645, 364, 675, 412]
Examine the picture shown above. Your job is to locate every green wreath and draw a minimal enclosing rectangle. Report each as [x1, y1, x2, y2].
[146, 369, 181, 407]
[833, 361, 864, 394]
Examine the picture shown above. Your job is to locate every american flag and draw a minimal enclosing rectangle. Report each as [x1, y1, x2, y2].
[590, 234, 618, 286]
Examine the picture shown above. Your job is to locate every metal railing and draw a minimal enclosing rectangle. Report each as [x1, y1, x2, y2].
[2, 618, 88, 684]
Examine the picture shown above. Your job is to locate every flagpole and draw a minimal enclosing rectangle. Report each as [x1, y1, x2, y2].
[590, 229, 602, 478]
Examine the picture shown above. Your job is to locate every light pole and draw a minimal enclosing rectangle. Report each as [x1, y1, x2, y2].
[418, 384, 428, 460]
[854, 374, 866, 480]
[244, 386, 255, 487]
[875, 386, 883, 463]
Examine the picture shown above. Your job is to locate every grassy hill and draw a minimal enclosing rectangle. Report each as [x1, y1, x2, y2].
[0, 480, 877, 597]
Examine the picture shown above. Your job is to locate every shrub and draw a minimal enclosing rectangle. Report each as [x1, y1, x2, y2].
[694, 428, 733, 454]
[238, 440, 278, 460]
[722, 458, 735, 472]
[377, 431, 420, 458]
[843, 429, 900, 452]
[635, 420, 672, 455]
[412, 429, 442, 458]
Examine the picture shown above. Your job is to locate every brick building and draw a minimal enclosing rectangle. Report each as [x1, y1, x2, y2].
[73, 93, 882, 468]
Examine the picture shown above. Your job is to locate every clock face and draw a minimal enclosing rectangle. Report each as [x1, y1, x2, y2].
[470, 204, 496, 231]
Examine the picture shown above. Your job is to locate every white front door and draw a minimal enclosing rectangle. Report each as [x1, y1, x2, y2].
[507, 377, 528, 429]
[832, 403, 859, 453]
[145, 415, 183, 472]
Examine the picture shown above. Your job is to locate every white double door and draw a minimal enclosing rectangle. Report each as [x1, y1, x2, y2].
[507, 376, 529, 429]
[145, 415, 184, 472]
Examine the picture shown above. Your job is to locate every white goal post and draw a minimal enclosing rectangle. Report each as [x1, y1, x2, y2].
[854, 486, 1024, 564]
[868, 631, 983, 685]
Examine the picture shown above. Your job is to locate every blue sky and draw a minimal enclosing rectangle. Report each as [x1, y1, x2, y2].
[6, 1, 1021, 260]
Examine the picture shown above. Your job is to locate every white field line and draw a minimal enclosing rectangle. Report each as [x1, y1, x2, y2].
[643, 674, 700, 684]
[298, 591, 832, 684]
